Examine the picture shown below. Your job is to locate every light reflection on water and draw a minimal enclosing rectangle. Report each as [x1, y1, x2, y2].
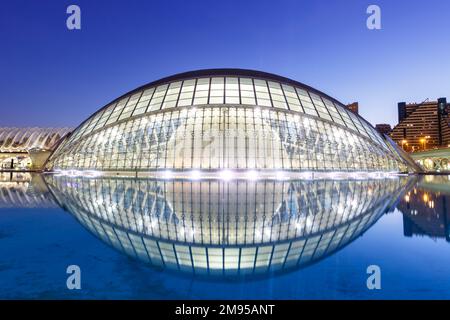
[42, 174, 411, 277]
[398, 175, 450, 242]
[0, 172, 449, 298]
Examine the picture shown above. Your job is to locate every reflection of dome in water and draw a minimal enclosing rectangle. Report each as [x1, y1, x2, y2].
[45, 69, 416, 174]
[45, 175, 410, 276]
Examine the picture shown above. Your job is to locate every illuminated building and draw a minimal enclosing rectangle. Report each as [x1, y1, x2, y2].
[0, 127, 72, 170]
[45, 69, 417, 175]
[390, 98, 450, 151]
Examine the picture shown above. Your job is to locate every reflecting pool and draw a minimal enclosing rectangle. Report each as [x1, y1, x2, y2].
[0, 172, 449, 299]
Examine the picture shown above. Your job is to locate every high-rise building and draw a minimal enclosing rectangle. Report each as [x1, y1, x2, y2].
[390, 98, 450, 151]
[375, 124, 392, 135]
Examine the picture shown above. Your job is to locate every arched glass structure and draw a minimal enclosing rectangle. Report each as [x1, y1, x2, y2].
[46, 69, 413, 174]
[45, 175, 411, 276]
[0, 127, 72, 153]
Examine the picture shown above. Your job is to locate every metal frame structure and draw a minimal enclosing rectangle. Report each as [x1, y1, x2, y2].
[0, 127, 72, 153]
[45, 69, 415, 173]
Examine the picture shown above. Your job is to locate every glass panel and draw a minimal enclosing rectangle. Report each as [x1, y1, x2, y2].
[193, 78, 210, 105]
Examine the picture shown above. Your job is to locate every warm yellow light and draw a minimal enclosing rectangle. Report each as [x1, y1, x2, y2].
[423, 193, 429, 202]
[404, 195, 410, 202]
[401, 139, 407, 144]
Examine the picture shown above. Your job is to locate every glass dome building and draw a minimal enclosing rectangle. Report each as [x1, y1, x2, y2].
[45, 69, 417, 176]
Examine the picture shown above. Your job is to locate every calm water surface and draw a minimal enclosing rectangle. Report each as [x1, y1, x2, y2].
[0, 172, 449, 299]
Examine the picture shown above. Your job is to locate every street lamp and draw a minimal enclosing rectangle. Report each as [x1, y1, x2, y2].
[401, 139, 407, 151]
[420, 138, 426, 150]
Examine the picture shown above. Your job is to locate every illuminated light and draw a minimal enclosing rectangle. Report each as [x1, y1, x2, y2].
[67, 170, 82, 177]
[299, 171, 313, 180]
[190, 170, 201, 180]
[84, 170, 102, 177]
[220, 170, 234, 181]
[275, 171, 289, 181]
[58, 169, 103, 178]
[423, 194, 429, 202]
[404, 195, 410, 203]
[295, 222, 303, 230]
[162, 170, 173, 179]
[246, 170, 259, 181]
[303, 118, 310, 128]
[305, 217, 313, 229]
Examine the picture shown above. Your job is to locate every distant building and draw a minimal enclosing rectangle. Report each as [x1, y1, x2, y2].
[0, 127, 73, 170]
[375, 124, 392, 136]
[389, 98, 450, 151]
[346, 102, 359, 115]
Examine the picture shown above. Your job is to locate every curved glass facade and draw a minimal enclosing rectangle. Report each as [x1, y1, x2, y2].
[45, 175, 410, 276]
[46, 69, 411, 173]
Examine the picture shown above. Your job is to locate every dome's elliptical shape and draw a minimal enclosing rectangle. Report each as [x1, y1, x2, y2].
[44, 174, 410, 276]
[45, 69, 417, 177]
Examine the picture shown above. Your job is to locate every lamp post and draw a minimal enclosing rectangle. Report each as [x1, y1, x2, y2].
[420, 138, 426, 151]
[401, 139, 407, 151]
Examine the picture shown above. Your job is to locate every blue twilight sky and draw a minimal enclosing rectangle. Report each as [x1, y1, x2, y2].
[0, 0, 449, 128]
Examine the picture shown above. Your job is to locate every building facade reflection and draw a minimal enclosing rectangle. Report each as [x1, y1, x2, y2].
[398, 176, 450, 242]
[44, 175, 410, 277]
[0, 172, 58, 208]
